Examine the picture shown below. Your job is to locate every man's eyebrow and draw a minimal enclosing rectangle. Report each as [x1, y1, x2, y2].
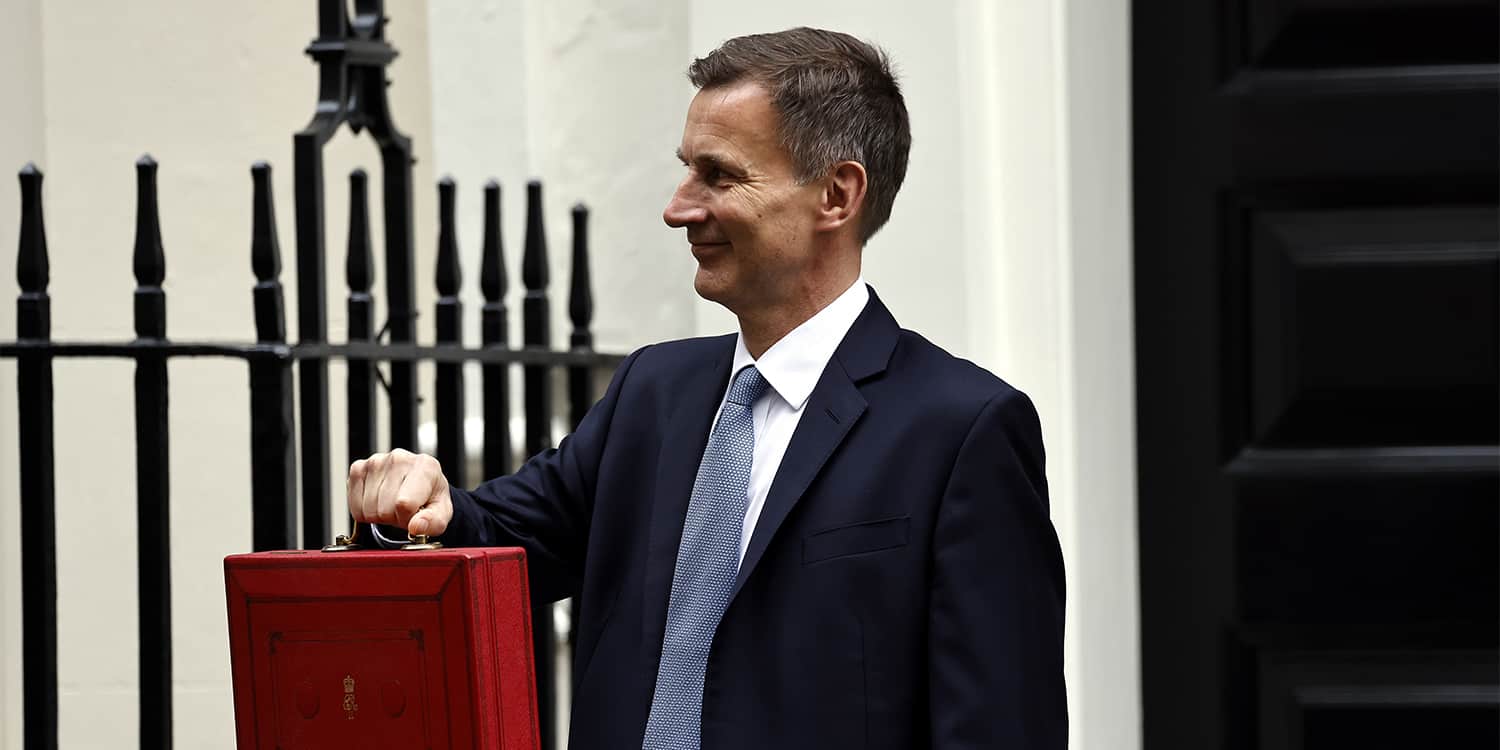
[675, 149, 737, 172]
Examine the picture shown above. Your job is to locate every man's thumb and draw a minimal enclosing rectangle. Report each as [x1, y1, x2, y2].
[409, 509, 444, 537]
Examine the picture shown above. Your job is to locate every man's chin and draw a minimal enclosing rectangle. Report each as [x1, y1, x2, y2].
[692, 271, 735, 309]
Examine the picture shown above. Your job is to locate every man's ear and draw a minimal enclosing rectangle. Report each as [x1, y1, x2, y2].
[816, 160, 868, 234]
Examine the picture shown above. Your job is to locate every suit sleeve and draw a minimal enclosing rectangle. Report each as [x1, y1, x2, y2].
[928, 387, 1067, 749]
[440, 346, 647, 602]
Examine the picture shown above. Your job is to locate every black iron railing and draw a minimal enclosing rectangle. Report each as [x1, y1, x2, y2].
[2, 1, 619, 748]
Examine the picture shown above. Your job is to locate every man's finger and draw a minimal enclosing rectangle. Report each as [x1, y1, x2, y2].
[363, 452, 393, 524]
[392, 459, 439, 529]
[357, 453, 377, 523]
[408, 490, 452, 537]
[347, 459, 367, 522]
[375, 453, 409, 525]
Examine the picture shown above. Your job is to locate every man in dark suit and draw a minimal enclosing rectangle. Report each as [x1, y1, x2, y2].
[349, 27, 1066, 750]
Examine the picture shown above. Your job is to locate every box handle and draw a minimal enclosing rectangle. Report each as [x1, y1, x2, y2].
[321, 524, 443, 552]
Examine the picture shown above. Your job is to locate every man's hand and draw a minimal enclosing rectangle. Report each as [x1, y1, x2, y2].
[347, 448, 454, 537]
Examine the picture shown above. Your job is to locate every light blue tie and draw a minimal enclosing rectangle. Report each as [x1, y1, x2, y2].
[643, 365, 770, 750]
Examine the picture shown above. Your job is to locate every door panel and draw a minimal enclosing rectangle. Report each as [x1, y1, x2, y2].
[1134, 0, 1499, 746]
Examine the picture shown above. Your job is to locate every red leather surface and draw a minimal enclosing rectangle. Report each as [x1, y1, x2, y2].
[224, 547, 539, 750]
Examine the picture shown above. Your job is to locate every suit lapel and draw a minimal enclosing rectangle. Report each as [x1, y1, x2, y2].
[731, 364, 865, 597]
[641, 336, 734, 662]
[730, 288, 901, 599]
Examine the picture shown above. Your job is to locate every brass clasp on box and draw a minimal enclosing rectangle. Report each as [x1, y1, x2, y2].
[402, 534, 442, 551]
[322, 524, 362, 552]
[321, 524, 442, 552]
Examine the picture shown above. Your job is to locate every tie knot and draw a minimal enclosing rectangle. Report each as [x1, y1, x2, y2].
[726, 365, 770, 406]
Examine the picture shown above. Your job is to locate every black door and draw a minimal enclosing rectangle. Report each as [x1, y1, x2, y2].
[1133, 0, 1500, 748]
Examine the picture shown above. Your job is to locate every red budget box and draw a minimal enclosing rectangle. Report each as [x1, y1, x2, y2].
[224, 545, 540, 750]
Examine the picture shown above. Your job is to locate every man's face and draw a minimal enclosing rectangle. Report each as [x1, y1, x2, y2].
[665, 82, 823, 315]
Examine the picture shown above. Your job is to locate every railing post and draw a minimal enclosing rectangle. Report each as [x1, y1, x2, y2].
[567, 203, 594, 429]
[351, 6, 420, 454]
[293, 0, 418, 546]
[293, 126, 333, 550]
[16, 163, 58, 750]
[346, 169, 377, 511]
[132, 155, 172, 749]
[522, 179, 556, 750]
[249, 162, 297, 552]
[565, 203, 594, 668]
[479, 179, 512, 478]
[434, 177, 466, 487]
[522, 180, 553, 458]
[375, 129, 419, 455]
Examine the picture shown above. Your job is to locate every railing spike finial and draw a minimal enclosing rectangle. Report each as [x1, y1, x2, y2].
[251, 162, 288, 344]
[346, 168, 374, 293]
[133, 155, 166, 288]
[17, 163, 49, 297]
[523, 180, 548, 292]
[133, 156, 167, 340]
[436, 176, 461, 296]
[480, 179, 506, 304]
[568, 203, 593, 347]
[250, 162, 281, 283]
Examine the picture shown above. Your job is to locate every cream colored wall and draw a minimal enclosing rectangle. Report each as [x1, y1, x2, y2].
[0, 1, 436, 747]
[1059, 0, 1142, 741]
[423, 0, 696, 389]
[2, 0, 1137, 747]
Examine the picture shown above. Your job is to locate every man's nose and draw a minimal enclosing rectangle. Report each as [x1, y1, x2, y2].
[663, 181, 708, 228]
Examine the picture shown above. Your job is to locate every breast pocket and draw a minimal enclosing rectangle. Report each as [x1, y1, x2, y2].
[802, 516, 911, 565]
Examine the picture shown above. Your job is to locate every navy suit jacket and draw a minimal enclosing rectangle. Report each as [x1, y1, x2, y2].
[442, 289, 1067, 749]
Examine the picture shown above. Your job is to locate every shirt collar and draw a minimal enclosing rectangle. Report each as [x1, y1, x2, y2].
[731, 277, 870, 411]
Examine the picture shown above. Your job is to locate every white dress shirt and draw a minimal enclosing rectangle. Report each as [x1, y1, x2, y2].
[718, 277, 870, 563]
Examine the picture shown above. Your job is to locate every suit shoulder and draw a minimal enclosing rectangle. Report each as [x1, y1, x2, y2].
[631, 334, 732, 368]
[613, 334, 734, 390]
[888, 328, 1031, 412]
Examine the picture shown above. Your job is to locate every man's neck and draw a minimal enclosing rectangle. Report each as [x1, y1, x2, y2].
[737, 270, 860, 359]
